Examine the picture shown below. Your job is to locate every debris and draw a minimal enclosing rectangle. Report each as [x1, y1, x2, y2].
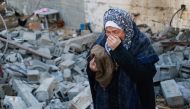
[161, 79, 184, 107]
[0, 37, 52, 59]
[2, 96, 27, 109]
[26, 70, 40, 83]
[69, 86, 92, 109]
[35, 77, 58, 102]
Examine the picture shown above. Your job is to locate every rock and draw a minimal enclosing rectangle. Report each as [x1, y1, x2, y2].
[35, 77, 58, 102]
[161, 79, 184, 107]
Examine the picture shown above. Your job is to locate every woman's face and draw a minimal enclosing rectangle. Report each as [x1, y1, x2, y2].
[105, 26, 126, 41]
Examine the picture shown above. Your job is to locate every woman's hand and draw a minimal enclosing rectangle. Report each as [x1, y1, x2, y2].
[89, 57, 98, 72]
[107, 35, 121, 50]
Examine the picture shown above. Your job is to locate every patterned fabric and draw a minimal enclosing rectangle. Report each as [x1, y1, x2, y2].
[104, 8, 134, 50]
[104, 8, 159, 64]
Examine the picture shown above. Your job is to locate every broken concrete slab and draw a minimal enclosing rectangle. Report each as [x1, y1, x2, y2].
[69, 86, 92, 109]
[0, 37, 52, 59]
[63, 68, 72, 81]
[35, 77, 58, 102]
[2, 96, 27, 109]
[177, 81, 190, 104]
[154, 65, 178, 82]
[59, 33, 98, 52]
[59, 60, 75, 71]
[26, 70, 40, 83]
[37, 47, 52, 58]
[61, 53, 75, 61]
[10, 79, 43, 107]
[52, 46, 63, 57]
[67, 84, 85, 100]
[22, 32, 37, 41]
[5, 52, 23, 63]
[64, 43, 86, 53]
[28, 60, 50, 72]
[161, 79, 184, 107]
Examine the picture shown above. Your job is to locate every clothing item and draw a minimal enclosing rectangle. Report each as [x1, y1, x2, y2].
[104, 8, 134, 50]
[90, 45, 116, 88]
[86, 8, 159, 109]
[105, 21, 122, 29]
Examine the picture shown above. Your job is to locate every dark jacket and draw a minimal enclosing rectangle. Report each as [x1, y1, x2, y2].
[87, 24, 159, 109]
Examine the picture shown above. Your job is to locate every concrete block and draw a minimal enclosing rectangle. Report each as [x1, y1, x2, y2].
[62, 53, 75, 61]
[52, 46, 63, 57]
[26, 104, 44, 109]
[154, 65, 178, 82]
[179, 64, 190, 75]
[63, 69, 72, 81]
[60, 33, 98, 51]
[11, 79, 41, 107]
[161, 79, 184, 107]
[22, 32, 36, 41]
[2, 96, 27, 109]
[35, 77, 58, 102]
[5, 53, 23, 63]
[60, 60, 75, 70]
[37, 47, 52, 58]
[39, 33, 52, 45]
[28, 60, 50, 72]
[64, 43, 86, 53]
[68, 84, 85, 100]
[27, 70, 40, 83]
[183, 47, 190, 60]
[69, 86, 92, 109]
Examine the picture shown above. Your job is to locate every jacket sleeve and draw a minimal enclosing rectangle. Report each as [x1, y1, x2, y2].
[86, 53, 97, 108]
[110, 43, 157, 82]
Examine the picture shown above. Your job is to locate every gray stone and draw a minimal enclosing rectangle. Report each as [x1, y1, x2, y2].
[35, 77, 58, 102]
[22, 32, 36, 41]
[37, 47, 52, 58]
[28, 60, 50, 72]
[161, 79, 184, 107]
[60, 33, 98, 51]
[63, 69, 72, 81]
[11, 79, 42, 107]
[27, 70, 40, 83]
[69, 86, 92, 109]
[60, 60, 75, 70]
[3, 96, 27, 109]
[62, 53, 75, 61]
[154, 65, 178, 82]
[52, 46, 63, 57]
[6, 53, 23, 63]
[179, 64, 190, 75]
[68, 84, 85, 100]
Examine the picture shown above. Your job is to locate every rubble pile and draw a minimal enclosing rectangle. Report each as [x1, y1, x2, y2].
[140, 25, 190, 109]
[0, 22, 98, 109]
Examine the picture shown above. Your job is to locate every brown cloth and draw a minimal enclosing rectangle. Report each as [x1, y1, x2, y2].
[90, 45, 116, 88]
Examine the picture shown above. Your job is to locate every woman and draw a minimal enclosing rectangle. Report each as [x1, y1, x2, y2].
[86, 8, 159, 109]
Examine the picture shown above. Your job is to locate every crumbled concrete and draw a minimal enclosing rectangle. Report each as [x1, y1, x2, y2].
[35, 77, 58, 102]
[27, 70, 40, 83]
[60, 60, 75, 71]
[69, 86, 92, 109]
[161, 79, 184, 107]
[3, 96, 27, 109]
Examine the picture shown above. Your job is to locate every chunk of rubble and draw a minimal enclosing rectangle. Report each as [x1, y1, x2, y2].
[5, 53, 23, 63]
[35, 77, 58, 102]
[22, 32, 37, 41]
[2, 96, 27, 109]
[60, 60, 75, 71]
[161, 79, 184, 107]
[10, 79, 44, 108]
[26, 70, 40, 83]
[63, 68, 72, 81]
[69, 86, 92, 109]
